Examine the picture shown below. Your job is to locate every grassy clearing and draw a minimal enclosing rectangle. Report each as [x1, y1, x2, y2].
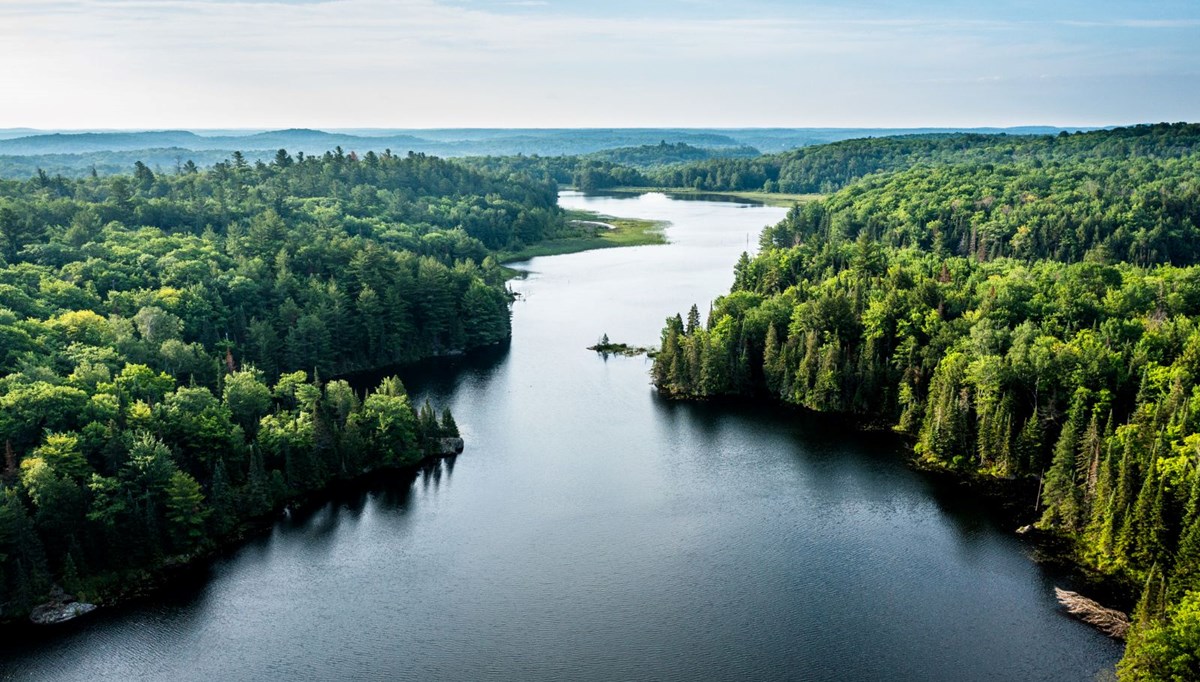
[602, 186, 823, 207]
[499, 209, 667, 264]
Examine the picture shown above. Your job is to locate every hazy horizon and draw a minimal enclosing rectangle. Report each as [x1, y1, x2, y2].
[0, 124, 1129, 135]
[2, 1, 1197, 129]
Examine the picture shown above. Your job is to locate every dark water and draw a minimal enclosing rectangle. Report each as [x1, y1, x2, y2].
[2, 191, 1121, 681]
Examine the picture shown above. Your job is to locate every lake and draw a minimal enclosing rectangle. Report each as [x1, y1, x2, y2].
[1, 191, 1122, 681]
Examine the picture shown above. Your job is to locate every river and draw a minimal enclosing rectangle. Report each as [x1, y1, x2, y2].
[1, 191, 1121, 681]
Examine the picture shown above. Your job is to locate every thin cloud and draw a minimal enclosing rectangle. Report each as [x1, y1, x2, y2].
[0, 0, 1196, 127]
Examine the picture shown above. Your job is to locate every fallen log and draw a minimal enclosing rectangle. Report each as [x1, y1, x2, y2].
[1055, 587, 1130, 639]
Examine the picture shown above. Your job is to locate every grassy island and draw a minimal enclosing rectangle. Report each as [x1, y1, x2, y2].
[498, 209, 666, 263]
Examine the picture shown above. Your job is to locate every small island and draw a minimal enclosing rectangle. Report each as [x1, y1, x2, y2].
[588, 334, 656, 358]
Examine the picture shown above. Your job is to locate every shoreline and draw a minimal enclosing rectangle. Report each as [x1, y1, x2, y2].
[497, 207, 668, 265]
[0, 450, 460, 636]
[1, 199, 669, 635]
[598, 186, 823, 208]
[656, 390, 1139, 619]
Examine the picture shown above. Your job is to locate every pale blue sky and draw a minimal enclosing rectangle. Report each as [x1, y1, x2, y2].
[0, 0, 1196, 128]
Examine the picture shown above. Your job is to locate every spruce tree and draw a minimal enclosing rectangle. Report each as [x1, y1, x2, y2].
[763, 324, 783, 396]
[1172, 510, 1200, 600]
[245, 447, 271, 517]
[1039, 390, 1089, 531]
[440, 408, 459, 438]
[209, 458, 236, 536]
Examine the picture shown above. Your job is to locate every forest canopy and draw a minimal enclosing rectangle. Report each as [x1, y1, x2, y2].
[0, 148, 566, 620]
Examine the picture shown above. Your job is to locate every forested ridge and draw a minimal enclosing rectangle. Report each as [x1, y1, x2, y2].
[0, 148, 566, 621]
[645, 122, 1200, 195]
[458, 142, 754, 192]
[652, 124, 1200, 680]
[461, 123, 1200, 200]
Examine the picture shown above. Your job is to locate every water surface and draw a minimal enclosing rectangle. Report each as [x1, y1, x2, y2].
[1, 191, 1121, 681]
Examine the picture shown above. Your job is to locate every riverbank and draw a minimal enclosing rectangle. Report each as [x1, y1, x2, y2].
[913, 454, 1139, 619]
[498, 208, 667, 264]
[601, 186, 823, 207]
[661, 390, 1139, 626]
[0, 443, 464, 632]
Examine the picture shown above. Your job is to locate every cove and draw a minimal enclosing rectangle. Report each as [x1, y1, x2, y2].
[0, 191, 1121, 681]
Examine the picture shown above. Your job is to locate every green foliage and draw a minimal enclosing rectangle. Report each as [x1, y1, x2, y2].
[164, 471, 207, 553]
[0, 148, 533, 619]
[1120, 590, 1200, 681]
[352, 380, 419, 467]
[650, 123, 1200, 195]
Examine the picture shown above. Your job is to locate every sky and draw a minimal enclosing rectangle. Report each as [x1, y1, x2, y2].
[0, 0, 1197, 129]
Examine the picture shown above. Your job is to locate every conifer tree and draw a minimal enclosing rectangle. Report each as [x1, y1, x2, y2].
[440, 408, 459, 438]
[1040, 390, 1090, 531]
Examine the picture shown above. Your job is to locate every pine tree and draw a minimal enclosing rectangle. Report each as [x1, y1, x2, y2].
[1125, 458, 1164, 571]
[685, 335, 702, 394]
[1172, 510, 1200, 600]
[1086, 435, 1121, 559]
[419, 399, 439, 438]
[245, 447, 271, 517]
[1134, 563, 1169, 627]
[795, 330, 820, 405]
[1014, 409, 1044, 475]
[686, 304, 701, 336]
[440, 408, 459, 438]
[1040, 390, 1089, 531]
[917, 352, 971, 465]
[668, 352, 685, 396]
[763, 324, 783, 396]
[209, 458, 237, 536]
[1078, 412, 1103, 498]
[812, 339, 841, 411]
[654, 323, 680, 388]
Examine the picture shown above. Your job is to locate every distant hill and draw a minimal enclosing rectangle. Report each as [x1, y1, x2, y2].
[0, 129, 425, 155]
[0, 148, 254, 178]
[648, 123, 1199, 193]
[709, 126, 1101, 153]
[0, 125, 1109, 178]
[0, 125, 1100, 156]
[0, 128, 47, 141]
[584, 141, 760, 168]
[0, 128, 749, 159]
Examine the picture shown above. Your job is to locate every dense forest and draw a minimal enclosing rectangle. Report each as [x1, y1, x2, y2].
[652, 124, 1200, 680]
[0, 148, 570, 621]
[460, 125, 1200, 201]
[586, 141, 760, 168]
[646, 123, 1200, 194]
[460, 154, 649, 193]
[458, 142, 759, 192]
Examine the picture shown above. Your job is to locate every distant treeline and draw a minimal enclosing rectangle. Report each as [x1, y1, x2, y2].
[0, 129, 762, 177]
[459, 141, 758, 191]
[647, 123, 1200, 194]
[0, 149, 268, 179]
[457, 124, 1200, 197]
